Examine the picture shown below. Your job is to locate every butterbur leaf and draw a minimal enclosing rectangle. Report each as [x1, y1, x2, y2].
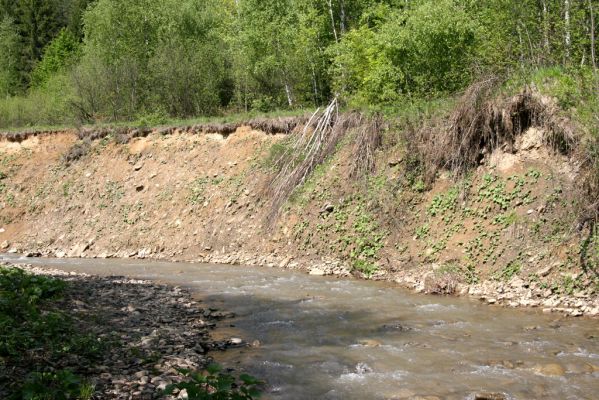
[206, 363, 222, 374]
[215, 374, 234, 391]
[248, 387, 261, 398]
[191, 371, 207, 383]
[162, 384, 177, 395]
[239, 374, 261, 385]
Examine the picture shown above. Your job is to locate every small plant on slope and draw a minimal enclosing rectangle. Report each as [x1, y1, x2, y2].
[163, 364, 263, 400]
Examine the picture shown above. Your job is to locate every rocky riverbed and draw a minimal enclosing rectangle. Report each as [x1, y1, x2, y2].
[1, 263, 243, 400]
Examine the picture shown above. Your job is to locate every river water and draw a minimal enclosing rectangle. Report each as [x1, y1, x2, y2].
[2, 254, 598, 399]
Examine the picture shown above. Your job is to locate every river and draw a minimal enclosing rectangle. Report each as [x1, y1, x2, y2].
[2, 254, 598, 399]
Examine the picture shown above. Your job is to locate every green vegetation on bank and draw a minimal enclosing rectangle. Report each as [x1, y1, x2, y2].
[0, 0, 597, 130]
[0, 266, 96, 399]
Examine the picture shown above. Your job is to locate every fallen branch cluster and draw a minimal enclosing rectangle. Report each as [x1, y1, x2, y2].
[267, 99, 376, 221]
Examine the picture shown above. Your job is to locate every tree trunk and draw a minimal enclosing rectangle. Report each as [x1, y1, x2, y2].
[327, 0, 339, 43]
[565, 0, 571, 61]
[542, 0, 550, 53]
[339, 0, 346, 36]
[517, 25, 525, 67]
[590, 0, 597, 71]
[284, 83, 293, 107]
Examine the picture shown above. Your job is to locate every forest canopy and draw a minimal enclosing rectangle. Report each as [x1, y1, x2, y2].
[0, 0, 597, 128]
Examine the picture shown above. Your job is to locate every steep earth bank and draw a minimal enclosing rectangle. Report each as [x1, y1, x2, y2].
[0, 106, 597, 317]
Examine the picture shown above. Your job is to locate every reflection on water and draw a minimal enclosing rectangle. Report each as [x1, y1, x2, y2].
[2, 254, 598, 399]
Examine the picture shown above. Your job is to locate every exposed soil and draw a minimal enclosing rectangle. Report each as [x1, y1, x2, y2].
[0, 116, 597, 317]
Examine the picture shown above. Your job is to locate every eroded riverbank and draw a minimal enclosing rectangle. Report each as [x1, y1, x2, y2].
[1, 121, 597, 319]
[3, 255, 598, 400]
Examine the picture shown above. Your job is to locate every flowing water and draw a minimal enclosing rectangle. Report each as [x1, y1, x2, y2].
[2, 254, 598, 399]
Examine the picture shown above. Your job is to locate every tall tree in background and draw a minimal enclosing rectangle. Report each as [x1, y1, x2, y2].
[0, 17, 21, 97]
[74, 0, 231, 120]
[15, 0, 62, 77]
[0, 0, 597, 126]
[235, 0, 301, 108]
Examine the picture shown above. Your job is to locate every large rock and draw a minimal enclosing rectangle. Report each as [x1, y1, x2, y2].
[68, 242, 89, 258]
[309, 267, 326, 276]
[534, 363, 565, 376]
[472, 393, 507, 400]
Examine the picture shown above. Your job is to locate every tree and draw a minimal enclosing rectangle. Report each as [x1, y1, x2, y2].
[73, 0, 232, 120]
[0, 17, 21, 97]
[30, 28, 80, 88]
[331, 0, 480, 104]
[235, 0, 301, 108]
[15, 0, 63, 76]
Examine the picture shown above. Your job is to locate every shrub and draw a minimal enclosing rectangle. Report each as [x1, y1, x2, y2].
[0, 73, 77, 129]
[331, 0, 480, 105]
[13, 370, 94, 400]
[31, 29, 81, 89]
[163, 364, 263, 400]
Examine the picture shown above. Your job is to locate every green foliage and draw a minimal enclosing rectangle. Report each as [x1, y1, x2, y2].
[72, 0, 231, 121]
[493, 261, 521, 281]
[507, 66, 599, 133]
[415, 224, 430, 240]
[428, 187, 459, 218]
[560, 274, 583, 295]
[14, 369, 94, 400]
[0, 17, 22, 97]
[189, 178, 210, 205]
[163, 364, 263, 400]
[349, 207, 386, 276]
[0, 267, 70, 357]
[0, 267, 66, 317]
[332, 0, 480, 104]
[31, 29, 81, 88]
[0, 0, 598, 129]
[0, 72, 76, 128]
[0, 267, 102, 399]
[9, 0, 64, 78]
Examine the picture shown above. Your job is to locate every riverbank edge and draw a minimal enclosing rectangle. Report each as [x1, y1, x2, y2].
[0, 262, 247, 400]
[10, 249, 599, 318]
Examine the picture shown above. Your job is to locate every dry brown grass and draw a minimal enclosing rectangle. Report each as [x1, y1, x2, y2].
[409, 78, 598, 270]
[63, 139, 91, 165]
[248, 116, 307, 135]
[0, 115, 309, 145]
[423, 273, 459, 295]
[349, 113, 385, 179]
[414, 79, 578, 184]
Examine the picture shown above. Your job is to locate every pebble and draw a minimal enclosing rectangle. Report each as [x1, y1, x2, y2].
[358, 339, 382, 347]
